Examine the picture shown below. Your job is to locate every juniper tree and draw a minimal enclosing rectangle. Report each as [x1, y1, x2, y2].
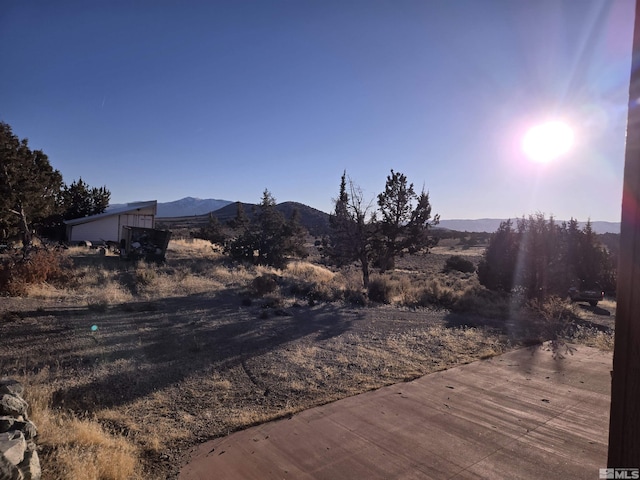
[327, 170, 439, 287]
[478, 215, 615, 299]
[477, 219, 520, 292]
[227, 202, 250, 232]
[193, 213, 226, 245]
[375, 169, 439, 271]
[327, 172, 376, 288]
[284, 207, 308, 260]
[226, 190, 306, 267]
[0, 122, 63, 246]
[60, 178, 110, 220]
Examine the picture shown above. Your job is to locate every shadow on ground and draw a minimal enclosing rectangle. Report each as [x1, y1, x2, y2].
[1, 289, 355, 411]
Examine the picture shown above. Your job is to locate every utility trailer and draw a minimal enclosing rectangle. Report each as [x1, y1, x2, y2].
[119, 226, 171, 261]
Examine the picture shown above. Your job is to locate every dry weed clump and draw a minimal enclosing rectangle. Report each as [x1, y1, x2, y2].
[451, 285, 511, 319]
[568, 325, 615, 351]
[523, 296, 580, 340]
[129, 259, 228, 299]
[367, 276, 395, 304]
[444, 255, 476, 273]
[24, 281, 68, 300]
[529, 295, 579, 322]
[283, 261, 344, 302]
[285, 261, 335, 284]
[166, 238, 219, 259]
[418, 278, 458, 308]
[0, 249, 74, 296]
[410, 272, 478, 309]
[333, 270, 471, 309]
[19, 374, 143, 480]
[523, 296, 615, 351]
[251, 273, 280, 295]
[86, 283, 134, 310]
[134, 261, 158, 287]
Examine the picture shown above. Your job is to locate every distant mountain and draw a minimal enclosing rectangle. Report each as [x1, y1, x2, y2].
[210, 201, 330, 237]
[156, 197, 233, 217]
[108, 197, 234, 217]
[116, 197, 621, 235]
[276, 202, 331, 237]
[438, 218, 620, 234]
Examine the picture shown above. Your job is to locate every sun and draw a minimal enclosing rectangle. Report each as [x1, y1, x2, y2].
[522, 121, 574, 163]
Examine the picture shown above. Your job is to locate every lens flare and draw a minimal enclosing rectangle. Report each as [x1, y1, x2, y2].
[522, 121, 574, 163]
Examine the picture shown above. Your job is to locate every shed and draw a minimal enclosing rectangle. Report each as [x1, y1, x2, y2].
[64, 200, 157, 244]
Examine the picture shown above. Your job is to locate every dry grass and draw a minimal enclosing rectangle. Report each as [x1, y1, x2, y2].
[1, 243, 616, 479]
[569, 325, 615, 351]
[431, 245, 486, 257]
[285, 261, 335, 284]
[21, 372, 142, 480]
[166, 238, 218, 258]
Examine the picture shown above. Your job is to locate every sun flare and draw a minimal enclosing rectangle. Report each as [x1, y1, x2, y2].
[522, 121, 574, 163]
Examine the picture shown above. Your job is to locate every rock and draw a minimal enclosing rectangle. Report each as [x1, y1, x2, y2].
[0, 431, 26, 466]
[13, 423, 35, 442]
[0, 381, 39, 480]
[0, 452, 23, 480]
[0, 381, 23, 398]
[0, 417, 15, 434]
[18, 445, 40, 480]
[0, 396, 27, 418]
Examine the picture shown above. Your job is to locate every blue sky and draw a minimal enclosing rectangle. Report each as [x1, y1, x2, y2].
[1, 1, 635, 221]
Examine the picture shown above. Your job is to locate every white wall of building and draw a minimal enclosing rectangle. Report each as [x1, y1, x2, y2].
[67, 204, 157, 243]
[69, 216, 120, 243]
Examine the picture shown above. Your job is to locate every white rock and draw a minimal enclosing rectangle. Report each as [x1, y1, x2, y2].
[0, 430, 26, 466]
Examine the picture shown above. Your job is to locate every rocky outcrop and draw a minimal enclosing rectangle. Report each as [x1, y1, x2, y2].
[0, 379, 40, 480]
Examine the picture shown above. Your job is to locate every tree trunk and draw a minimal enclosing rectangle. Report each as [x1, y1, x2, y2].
[18, 206, 32, 248]
[360, 252, 370, 289]
[9, 205, 31, 249]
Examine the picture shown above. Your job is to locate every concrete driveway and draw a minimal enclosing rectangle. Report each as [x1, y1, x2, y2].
[180, 342, 612, 480]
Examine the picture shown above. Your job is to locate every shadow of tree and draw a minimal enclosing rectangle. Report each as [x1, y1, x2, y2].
[576, 304, 611, 316]
[22, 290, 357, 411]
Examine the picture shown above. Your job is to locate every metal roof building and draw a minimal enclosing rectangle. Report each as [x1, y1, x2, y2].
[64, 200, 157, 244]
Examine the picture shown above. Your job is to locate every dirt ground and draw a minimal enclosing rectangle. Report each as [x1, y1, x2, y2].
[0, 248, 616, 479]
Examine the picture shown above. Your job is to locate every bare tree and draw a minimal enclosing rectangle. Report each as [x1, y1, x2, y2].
[328, 172, 376, 288]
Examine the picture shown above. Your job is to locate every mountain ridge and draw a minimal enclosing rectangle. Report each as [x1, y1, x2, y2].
[112, 197, 621, 234]
[109, 197, 234, 217]
[437, 218, 620, 234]
[192, 201, 331, 237]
